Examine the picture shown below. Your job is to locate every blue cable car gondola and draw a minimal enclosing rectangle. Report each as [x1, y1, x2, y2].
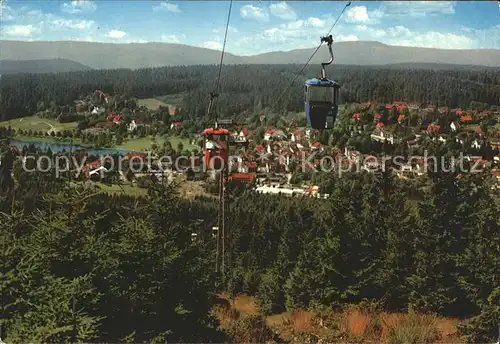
[305, 35, 340, 130]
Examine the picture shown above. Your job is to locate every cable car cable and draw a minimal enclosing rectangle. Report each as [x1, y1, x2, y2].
[214, 0, 233, 94]
[208, 0, 233, 125]
[270, 1, 351, 113]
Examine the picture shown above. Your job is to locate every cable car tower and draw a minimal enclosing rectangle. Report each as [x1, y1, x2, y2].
[201, 0, 233, 283]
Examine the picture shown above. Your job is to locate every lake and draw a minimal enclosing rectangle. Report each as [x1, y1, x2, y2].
[10, 139, 131, 156]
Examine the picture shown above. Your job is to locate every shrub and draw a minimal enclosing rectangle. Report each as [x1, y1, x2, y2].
[383, 313, 439, 344]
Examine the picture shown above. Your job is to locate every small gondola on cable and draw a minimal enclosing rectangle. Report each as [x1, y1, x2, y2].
[202, 92, 230, 171]
[304, 35, 341, 130]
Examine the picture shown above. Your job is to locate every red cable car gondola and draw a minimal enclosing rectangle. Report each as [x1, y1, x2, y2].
[203, 127, 230, 170]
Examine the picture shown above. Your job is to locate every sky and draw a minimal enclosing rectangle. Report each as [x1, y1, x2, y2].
[1, 0, 500, 55]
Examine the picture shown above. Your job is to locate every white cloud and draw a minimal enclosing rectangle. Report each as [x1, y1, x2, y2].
[107, 30, 126, 39]
[50, 19, 94, 30]
[161, 34, 185, 43]
[153, 1, 181, 13]
[380, 1, 455, 17]
[283, 20, 304, 30]
[236, 14, 352, 52]
[202, 41, 223, 50]
[369, 25, 473, 49]
[2, 24, 36, 37]
[306, 17, 325, 28]
[354, 25, 388, 38]
[281, 17, 326, 31]
[395, 32, 473, 49]
[387, 25, 412, 38]
[269, 1, 297, 21]
[334, 34, 359, 42]
[1, 6, 50, 22]
[61, 0, 97, 14]
[240, 4, 269, 22]
[344, 6, 383, 25]
[467, 24, 500, 49]
[349, 22, 473, 49]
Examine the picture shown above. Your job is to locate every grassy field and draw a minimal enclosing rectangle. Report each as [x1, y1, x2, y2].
[137, 98, 168, 110]
[0, 116, 77, 133]
[155, 93, 185, 106]
[116, 135, 197, 151]
[137, 93, 186, 111]
[95, 182, 148, 196]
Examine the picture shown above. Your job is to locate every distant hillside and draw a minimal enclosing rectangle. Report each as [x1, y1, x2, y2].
[1, 40, 500, 70]
[242, 41, 500, 68]
[0, 58, 92, 74]
[0, 41, 241, 70]
[361, 62, 500, 71]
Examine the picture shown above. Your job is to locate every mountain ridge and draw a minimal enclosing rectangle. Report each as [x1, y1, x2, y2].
[2, 40, 500, 70]
[0, 58, 93, 75]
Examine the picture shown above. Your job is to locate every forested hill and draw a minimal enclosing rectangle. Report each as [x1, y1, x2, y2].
[2, 63, 500, 121]
[0, 58, 92, 75]
[2, 40, 500, 68]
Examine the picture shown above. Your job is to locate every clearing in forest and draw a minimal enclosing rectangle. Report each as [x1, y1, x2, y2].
[0, 115, 77, 133]
[137, 93, 186, 110]
[137, 98, 168, 110]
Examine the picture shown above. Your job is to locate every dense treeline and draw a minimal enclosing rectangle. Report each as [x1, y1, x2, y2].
[1, 128, 499, 342]
[228, 169, 499, 342]
[2, 64, 500, 121]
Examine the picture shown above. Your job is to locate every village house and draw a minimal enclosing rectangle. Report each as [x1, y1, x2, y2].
[128, 120, 138, 132]
[362, 155, 382, 173]
[80, 160, 110, 181]
[310, 141, 322, 151]
[229, 173, 257, 184]
[463, 124, 484, 136]
[232, 128, 249, 143]
[471, 139, 483, 150]
[264, 128, 286, 141]
[450, 121, 460, 132]
[393, 101, 408, 113]
[438, 106, 449, 114]
[437, 135, 447, 143]
[91, 106, 106, 115]
[491, 170, 500, 190]
[359, 102, 372, 111]
[370, 128, 402, 145]
[426, 124, 441, 134]
[408, 103, 420, 111]
[291, 129, 304, 143]
[460, 115, 473, 123]
[107, 112, 122, 124]
[129, 119, 151, 133]
[126, 152, 150, 171]
[170, 121, 183, 130]
[396, 161, 426, 179]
